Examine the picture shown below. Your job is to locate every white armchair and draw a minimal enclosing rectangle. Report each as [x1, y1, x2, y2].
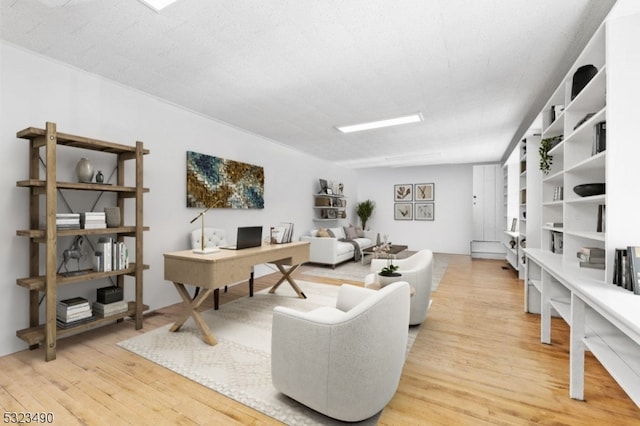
[271, 281, 410, 422]
[190, 228, 253, 309]
[366, 249, 433, 325]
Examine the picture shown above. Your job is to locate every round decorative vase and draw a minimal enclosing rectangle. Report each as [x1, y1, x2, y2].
[378, 272, 402, 287]
[75, 158, 94, 183]
[95, 170, 104, 183]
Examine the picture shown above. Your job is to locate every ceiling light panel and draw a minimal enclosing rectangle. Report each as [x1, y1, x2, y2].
[336, 112, 423, 133]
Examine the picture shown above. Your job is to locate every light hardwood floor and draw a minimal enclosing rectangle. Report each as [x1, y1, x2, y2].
[0, 255, 638, 425]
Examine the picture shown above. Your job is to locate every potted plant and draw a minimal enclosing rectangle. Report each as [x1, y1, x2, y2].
[378, 261, 401, 287]
[356, 199, 375, 230]
[539, 136, 562, 175]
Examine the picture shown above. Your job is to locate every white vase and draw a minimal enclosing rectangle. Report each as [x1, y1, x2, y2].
[378, 273, 402, 287]
[76, 158, 94, 183]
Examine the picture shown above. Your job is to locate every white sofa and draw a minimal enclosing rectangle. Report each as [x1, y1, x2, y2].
[365, 249, 433, 325]
[271, 281, 410, 422]
[300, 226, 376, 267]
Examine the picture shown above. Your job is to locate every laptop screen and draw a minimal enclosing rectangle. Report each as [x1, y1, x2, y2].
[235, 226, 263, 249]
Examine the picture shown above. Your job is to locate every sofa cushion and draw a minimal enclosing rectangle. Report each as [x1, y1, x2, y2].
[317, 228, 330, 237]
[355, 226, 365, 238]
[328, 227, 346, 239]
[353, 237, 373, 249]
[343, 225, 358, 240]
[336, 241, 354, 256]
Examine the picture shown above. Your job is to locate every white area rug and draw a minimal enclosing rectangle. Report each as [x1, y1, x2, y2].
[118, 281, 420, 425]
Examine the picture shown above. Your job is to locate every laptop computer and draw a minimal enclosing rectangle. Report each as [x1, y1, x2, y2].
[220, 226, 263, 250]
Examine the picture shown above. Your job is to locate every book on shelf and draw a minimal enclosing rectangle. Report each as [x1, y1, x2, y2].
[271, 222, 294, 244]
[627, 246, 640, 295]
[592, 121, 606, 155]
[577, 247, 605, 263]
[92, 300, 128, 318]
[58, 296, 89, 307]
[551, 231, 563, 254]
[94, 239, 129, 272]
[81, 212, 106, 229]
[56, 213, 81, 229]
[56, 315, 95, 329]
[579, 261, 605, 270]
[614, 248, 633, 291]
[56, 297, 92, 322]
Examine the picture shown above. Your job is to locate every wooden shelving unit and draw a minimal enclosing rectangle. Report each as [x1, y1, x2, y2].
[313, 193, 347, 222]
[15, 121, 150, 361]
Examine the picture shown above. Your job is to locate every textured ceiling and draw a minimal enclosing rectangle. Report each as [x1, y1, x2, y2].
[1, 0, 617, 167]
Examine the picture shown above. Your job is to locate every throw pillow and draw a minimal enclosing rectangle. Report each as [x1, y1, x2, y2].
[344, 225, 358, 240]
[309, 229, 319, 237]
[355, 226, 365, 238]
[317, 228, 330, 237]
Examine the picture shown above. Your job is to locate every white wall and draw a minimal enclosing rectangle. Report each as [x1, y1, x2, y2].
[355, 164, 473, 254]
[0, 42, 356, 357]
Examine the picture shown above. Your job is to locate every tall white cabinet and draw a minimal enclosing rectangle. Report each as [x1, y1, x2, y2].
[524, 9, 640, 406]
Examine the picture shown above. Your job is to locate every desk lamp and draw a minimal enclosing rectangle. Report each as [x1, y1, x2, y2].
[190, 207, 219, 254]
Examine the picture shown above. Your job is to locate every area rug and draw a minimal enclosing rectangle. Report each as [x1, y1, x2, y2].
[118, 281, 420, 425]
[304, 252, 451, 291]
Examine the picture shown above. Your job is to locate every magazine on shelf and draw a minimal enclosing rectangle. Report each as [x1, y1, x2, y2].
[272, 222, 294, 244]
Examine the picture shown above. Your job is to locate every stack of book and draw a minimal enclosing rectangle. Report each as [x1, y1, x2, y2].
[56, 213, 80, 230]
[92, 300, 128, 318]
[93, 286, 127, 318]
[56, 297, 93, 328]
[577, 247, 605, 270]
[93, 237, 129, 272]
[81, 211, 106, 229]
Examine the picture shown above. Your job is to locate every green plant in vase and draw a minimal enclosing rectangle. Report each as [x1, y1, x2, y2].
[356, 199, 375, 230]
[379, 262, 399, 276]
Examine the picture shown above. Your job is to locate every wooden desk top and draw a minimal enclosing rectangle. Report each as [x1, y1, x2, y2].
[164, 240, 309, 262]
[164, 241, 310, 288]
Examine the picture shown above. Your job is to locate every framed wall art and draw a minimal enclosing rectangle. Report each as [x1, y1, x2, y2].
[415, 202, 435, 221]
[415, 183, 434, 201]
[394, 184, 412, 201]
[394, 203, 413, 220]
[186, 151, 264, 209]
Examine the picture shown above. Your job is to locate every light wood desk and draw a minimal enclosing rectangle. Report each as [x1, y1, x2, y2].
[163, 241, 310, 345]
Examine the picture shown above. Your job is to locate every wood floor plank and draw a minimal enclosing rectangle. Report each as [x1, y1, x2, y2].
[0, 255, 637, 425]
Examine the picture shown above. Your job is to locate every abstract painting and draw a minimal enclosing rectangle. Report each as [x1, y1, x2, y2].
[186, 151, 264, 209]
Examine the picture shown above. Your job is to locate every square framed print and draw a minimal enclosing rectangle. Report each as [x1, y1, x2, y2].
[394, 203, 413, 220]
[414, 183, 434, 201]
[415, 202, 434, 221]
[394, 184, 413, 201]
